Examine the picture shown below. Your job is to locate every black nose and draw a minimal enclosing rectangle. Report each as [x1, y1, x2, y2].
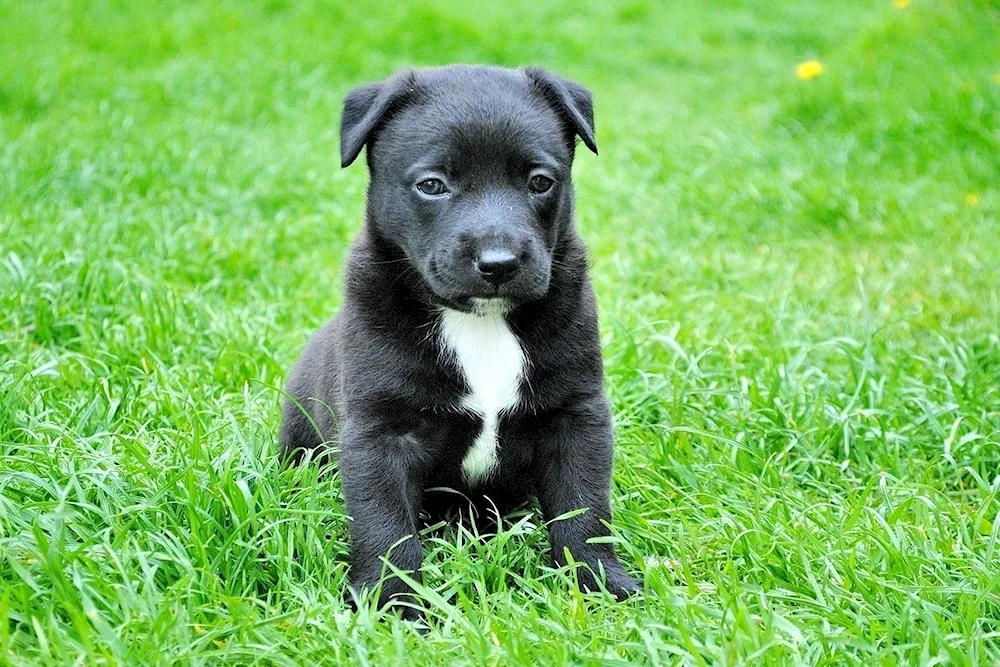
[475, 249, 520, 286]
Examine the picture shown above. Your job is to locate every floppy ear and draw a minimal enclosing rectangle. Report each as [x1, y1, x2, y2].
[523, 67, 598, 155]
[340, 71, 416, 168]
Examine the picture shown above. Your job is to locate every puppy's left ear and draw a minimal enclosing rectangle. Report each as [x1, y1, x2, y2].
[340, 70, 416, 168]
[523, 67, 598, 155]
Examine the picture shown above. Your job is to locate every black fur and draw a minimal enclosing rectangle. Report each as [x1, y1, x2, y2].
[280, 65, 641, 616]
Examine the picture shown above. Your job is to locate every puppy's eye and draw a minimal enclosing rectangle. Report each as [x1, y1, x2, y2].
[416, 178, 449, 196]
[528, 174, 555, 194]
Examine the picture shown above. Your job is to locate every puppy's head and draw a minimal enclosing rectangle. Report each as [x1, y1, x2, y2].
[340, 65, 597, 314]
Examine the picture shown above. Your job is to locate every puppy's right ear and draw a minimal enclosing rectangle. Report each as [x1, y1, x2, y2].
[340, 71, 416, 168]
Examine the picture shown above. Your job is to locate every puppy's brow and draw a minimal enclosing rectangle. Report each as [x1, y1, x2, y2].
[527, 152, 561, 172]
[406, 163, 450, 180]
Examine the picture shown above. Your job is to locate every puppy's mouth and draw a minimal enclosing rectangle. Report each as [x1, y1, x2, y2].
[467, 297, 513, 316]
[429, 294, 513, 316]
[420, 254, 552, 314]
[424, 277, 548, 314]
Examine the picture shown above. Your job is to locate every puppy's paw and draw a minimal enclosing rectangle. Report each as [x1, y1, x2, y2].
[347, 573, 427, 623]
[603, 569, 643, 600]
[576, 561, 643, 600]
[387, 598, 427, 626]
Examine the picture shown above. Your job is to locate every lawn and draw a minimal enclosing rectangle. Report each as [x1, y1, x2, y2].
[1, 0, 999, 664]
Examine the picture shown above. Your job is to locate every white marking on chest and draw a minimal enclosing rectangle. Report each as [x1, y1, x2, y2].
[438, 307, 525, 485]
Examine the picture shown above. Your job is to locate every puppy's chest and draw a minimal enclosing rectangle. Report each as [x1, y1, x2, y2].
[438, 309, 526, 484]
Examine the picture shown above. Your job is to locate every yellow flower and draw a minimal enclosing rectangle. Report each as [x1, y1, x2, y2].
[796, 60, 825, 80]
[965, 193, 979, 206]
[893, 0, 911, 8]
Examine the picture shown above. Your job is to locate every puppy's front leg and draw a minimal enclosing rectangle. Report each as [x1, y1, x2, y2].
[339, 420, 427, 615]
[533, 397, 642, 599]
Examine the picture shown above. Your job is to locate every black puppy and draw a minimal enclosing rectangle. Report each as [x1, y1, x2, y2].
[280, 65, 641, 613]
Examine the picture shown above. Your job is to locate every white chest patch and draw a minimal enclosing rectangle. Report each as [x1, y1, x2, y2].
[438, 307, 525, 485]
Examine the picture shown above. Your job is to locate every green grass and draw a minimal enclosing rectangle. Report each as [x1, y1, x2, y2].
[1, 0, 999, 664]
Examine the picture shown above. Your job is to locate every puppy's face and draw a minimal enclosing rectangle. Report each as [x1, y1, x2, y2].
[340, 66, 597, 313]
